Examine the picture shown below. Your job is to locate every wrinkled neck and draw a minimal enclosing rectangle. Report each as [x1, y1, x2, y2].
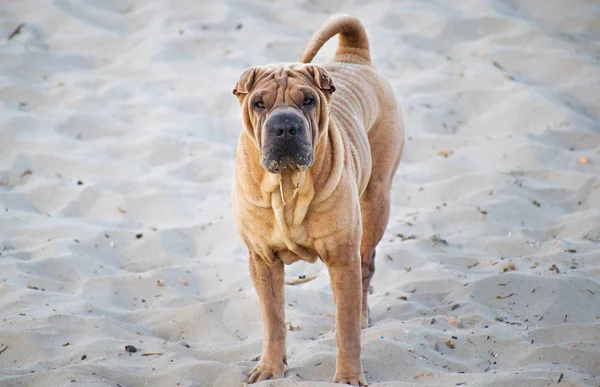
[308, 121, 345, 204]
[237, 121, 344, 224]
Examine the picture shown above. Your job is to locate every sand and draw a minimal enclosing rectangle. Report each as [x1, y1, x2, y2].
[1, 0, 599, 386]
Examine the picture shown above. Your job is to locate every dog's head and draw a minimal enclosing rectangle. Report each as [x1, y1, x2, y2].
[233, 64, 335, 174]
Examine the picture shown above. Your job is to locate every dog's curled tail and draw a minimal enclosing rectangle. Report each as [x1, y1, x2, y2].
[300, 14, 371, 65]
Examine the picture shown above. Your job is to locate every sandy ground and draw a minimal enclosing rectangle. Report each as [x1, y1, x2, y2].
[1, 0, 600, 386]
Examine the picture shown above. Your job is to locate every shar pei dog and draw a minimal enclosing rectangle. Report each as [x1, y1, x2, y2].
[232, 14, 405, 386]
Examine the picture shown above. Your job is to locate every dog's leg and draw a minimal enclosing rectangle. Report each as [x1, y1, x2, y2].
[247, 251, 286, 383]
[359, 182, 392, 329]
[326, 246, 367, 386]
[360, 250, 376, 328]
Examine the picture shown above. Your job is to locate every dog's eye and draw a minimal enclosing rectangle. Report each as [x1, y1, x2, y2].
[254, 100, 265, 109]
[303, 97, 313, 106]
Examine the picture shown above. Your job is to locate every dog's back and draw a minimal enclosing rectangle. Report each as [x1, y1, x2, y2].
[301, 15, 404, 195]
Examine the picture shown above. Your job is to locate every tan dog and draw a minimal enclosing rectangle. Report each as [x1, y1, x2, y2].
[232, 15, 404, 386]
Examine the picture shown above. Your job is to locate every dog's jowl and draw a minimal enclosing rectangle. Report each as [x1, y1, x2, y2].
[232, 15, 405, 386]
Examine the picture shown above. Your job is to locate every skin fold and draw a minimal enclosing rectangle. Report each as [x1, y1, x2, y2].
[232, 14, 405, 386]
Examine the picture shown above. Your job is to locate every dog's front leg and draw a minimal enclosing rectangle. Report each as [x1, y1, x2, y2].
[325, 246, 367, 386]
[247, 251, 287, 383]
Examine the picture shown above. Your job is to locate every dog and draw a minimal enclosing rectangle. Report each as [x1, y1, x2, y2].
[232, 14, 404, 386]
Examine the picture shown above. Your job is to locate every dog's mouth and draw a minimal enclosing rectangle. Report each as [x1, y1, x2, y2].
[260, 153, 313, 174]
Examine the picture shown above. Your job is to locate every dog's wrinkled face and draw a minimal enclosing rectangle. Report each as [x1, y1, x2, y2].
[233, 64, 335, 174]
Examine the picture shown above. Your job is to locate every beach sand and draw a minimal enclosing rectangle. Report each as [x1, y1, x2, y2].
[1, 0, 599, 386]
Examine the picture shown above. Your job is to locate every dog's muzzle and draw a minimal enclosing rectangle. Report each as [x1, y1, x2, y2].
[260, 110, 313, 173]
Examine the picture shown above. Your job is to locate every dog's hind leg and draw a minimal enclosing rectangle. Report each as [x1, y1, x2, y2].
[358, 183, 391, 329]
[359, 110, 404, 329]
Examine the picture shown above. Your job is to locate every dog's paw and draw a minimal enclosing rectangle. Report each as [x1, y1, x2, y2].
[333, 372, 368, 386]
[248, 360, 285, 383]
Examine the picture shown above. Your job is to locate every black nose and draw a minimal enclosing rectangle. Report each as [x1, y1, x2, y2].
[266, 111, 303, 140]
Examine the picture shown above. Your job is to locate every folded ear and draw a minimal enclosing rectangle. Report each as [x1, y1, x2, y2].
[233, 67, 259, 96]
[304, 64, 335, 93]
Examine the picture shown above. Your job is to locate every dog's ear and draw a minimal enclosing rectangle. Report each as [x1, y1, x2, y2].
[233, 67, 259, 96]
[304, 64, 335, 93]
